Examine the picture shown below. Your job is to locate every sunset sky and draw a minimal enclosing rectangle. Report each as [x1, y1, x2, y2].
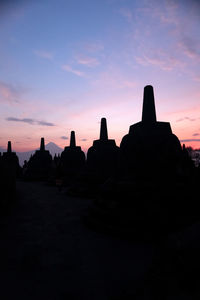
[0, 0, 200, 152]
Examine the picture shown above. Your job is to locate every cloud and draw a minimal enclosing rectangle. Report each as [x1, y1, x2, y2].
[62, 65, 85, 77]
[34, 50, 53, 60]
[6, 117, 35, 124]
[180, 139, 200, 142]
[60, 136, 68, 140]
[176, 117, 197, 122]
[38, 120, 55, 126]
[0, 81, 23, 104]
[154, 0, 179, 25]
[179, 36, 200, 61]
[76, 55, 99, 67]
[135, 51, 184, 71]
[6, 117, 55, 126]
[193, 133, 200, 136]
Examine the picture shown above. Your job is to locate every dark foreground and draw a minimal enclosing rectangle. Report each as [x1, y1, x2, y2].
[0, 181, 155, 300]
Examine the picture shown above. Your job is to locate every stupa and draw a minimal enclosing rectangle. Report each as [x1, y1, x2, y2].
[119, 85, 183, 178]
[1, 141, 19, 203]
[25, 137, 52, 180]
[85, 86, 196, 238]
[87, 118, 119, 179]
[2, 141, 20, 172]
[60, 131, 85, 176]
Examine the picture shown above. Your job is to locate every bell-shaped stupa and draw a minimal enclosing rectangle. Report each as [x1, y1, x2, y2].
[60, 131, 85, 175]
[25, 137, 52, 180]
[87, 117, 119, 178]
[119, 85, 183, 178]
[2, 141, 20, 172]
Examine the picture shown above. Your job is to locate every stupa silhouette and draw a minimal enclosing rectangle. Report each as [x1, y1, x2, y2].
[60, 131, 85, 177]
[0, 141, 19, 203]
[119, 85, 183, 178]
[25, 137, 52, 180]
[2, 141, 20, 172]
[85, 86, 196, 238]
[87, 118, 119, 179]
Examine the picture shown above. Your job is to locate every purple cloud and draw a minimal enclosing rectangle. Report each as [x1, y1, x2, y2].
[135, 50, 184, 71]
[6, 117, 55, 126]
[38, 120, 55, 126]
[176, 117, 197, 122]
[62, 65, 85, 77]
[76, 55, 99, 67]
[180, 139, 200, 142]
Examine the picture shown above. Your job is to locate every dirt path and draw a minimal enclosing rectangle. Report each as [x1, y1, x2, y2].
[0, 181, 154, 300]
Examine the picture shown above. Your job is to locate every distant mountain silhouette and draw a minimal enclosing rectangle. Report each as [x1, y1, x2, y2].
[45, 142, 63, 154]
[17, 142, 63, 166]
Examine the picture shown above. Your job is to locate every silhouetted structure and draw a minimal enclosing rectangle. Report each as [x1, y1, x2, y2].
[87, 118, 119, 179]
[85, 85, 197, 238]
[181, 143, 195, 176]
[60, 131, 85, 179]
[119, 85, 183, 178]
[25, 137, 52, 180]
[2, 141, 20, 173]
[0, 141, 19, 205]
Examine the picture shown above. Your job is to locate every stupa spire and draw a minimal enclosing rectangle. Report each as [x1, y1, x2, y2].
[70, 131, 76, 147]
[40, 137, 45, 151]
[7, 141, 12, 153]
[142, 85, 157, 123]
[100, 117, 108, 140]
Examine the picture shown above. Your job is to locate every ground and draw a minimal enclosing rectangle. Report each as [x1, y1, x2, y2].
[0, 181, 154, 300]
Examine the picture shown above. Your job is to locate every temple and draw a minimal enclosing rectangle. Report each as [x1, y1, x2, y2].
[85, 86, 195, 236]
[87, 118, 119, 178]
[119, 85, 183, 178]
[60, 131, 85, 177]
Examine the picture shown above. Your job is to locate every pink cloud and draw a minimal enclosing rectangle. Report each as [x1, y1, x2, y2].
[76, 55, 99, 67]
[176, 117, 197, 123]
[135, 50, 185, 71]
[62, 64, 85, 77]
[156, 0, 179, 25]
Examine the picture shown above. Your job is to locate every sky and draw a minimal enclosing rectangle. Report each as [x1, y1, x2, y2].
[0, 0, 200, 152]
